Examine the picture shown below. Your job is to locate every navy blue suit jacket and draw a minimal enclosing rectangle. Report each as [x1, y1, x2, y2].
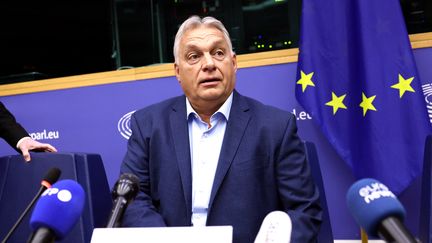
[0, 101, 28, 152]
[120, 91, 322, 243]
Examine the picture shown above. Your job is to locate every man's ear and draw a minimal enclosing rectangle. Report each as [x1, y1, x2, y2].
[174, 63, 181, 83]
[232, 53, 238, 73]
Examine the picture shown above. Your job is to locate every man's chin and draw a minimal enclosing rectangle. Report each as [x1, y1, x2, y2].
[198, 89, 225, 100]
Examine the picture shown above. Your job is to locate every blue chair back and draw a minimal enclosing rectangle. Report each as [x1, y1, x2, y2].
[420, 135, 432, 243]
[303, 141, 334, 243]
[0, 152, 112, 243]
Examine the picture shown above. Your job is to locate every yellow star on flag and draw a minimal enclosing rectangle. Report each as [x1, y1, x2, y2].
[390, 74, 415, 98]
[296, 70, 315, 92]
[325, 92, 347, 115]
[359, 92, 377, 116]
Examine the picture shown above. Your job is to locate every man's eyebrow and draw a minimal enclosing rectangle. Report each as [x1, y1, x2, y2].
[183, 44, 199, 51]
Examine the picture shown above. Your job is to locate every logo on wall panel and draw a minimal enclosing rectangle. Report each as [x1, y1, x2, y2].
[30, 129, 60, 140]
[422, 83, 432, 124]
[118, 110, 136, 139]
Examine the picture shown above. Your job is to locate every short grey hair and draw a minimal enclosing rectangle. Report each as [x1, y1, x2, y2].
[173, 15, 233, 64]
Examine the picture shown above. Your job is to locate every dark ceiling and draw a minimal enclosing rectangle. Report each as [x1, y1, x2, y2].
[0, 0, 431, 84]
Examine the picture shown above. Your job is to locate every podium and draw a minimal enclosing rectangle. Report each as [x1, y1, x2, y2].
[0, 153, 112, 243]
[91, 226, 233, 243]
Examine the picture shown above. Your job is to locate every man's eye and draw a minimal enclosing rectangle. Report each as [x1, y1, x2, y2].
[187, 53, 200, 63]
[188, 53, 199, 60]
[214, 50, 225, 60]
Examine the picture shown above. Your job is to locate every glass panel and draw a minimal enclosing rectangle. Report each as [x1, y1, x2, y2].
[115, 0, 430, 67]
[0, 0, 431, 83]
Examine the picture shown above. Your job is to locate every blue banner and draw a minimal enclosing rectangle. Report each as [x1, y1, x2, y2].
[2, 46, 432, 239]
[296, 0, 432, 194]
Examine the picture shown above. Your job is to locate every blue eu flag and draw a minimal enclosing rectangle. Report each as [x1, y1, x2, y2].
[295, 0, 432, 194]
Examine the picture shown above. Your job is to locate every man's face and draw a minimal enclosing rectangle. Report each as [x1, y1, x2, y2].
[174, 25, 237, 110]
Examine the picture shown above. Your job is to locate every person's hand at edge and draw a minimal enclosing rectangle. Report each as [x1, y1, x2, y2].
[16, 137, 57, 162]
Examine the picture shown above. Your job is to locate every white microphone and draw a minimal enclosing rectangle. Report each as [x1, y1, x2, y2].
[254, 211, 292, 243]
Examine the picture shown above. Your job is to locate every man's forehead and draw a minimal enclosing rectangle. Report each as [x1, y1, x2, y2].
[182, 26, 225, 43]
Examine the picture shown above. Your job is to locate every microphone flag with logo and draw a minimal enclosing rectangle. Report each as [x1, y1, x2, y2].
[346, 178, 417, 242]
[29, 179, 85, 241]
[295, 0, 432, 194]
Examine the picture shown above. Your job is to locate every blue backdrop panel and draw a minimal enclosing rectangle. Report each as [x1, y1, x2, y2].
[303, 141, 334, 243]
[0, 153, 112, 243]
[0, 47, 431, 239]
[420, 135, 432, 243]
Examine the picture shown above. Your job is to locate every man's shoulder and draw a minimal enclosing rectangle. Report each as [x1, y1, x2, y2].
[133, 95, 184, 117]
[238, 93, 294, 118]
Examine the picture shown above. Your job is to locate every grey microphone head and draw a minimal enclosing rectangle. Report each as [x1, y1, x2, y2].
[112, 173, 140, 201]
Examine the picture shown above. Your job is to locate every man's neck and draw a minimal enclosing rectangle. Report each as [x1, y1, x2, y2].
[193, 103, 221, 125]
[186, 91, 234, 126]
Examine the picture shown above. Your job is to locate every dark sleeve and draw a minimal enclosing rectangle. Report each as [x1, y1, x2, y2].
[0, 102, 29, 151]
[119, 112, 166, 227]
[277, 115, 322, 242]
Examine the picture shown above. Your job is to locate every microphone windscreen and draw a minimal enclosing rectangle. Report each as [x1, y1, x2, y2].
[346, 178, 405, 236]
[42, 167, 61, 185]
[254, 211, 292, 243]
[30, 179, 85, 239]
[120, 173, 140, 186]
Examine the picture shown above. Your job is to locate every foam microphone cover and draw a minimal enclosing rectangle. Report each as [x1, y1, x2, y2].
[346, 178, 406, 237]
[29, 179, 85, 240]
[254, 211, 292, 243]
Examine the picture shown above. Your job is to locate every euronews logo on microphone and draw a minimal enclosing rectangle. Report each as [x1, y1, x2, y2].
[357, 181, 396, 204]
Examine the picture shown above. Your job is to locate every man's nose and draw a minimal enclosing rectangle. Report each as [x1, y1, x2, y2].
[202, 53, 216, 71]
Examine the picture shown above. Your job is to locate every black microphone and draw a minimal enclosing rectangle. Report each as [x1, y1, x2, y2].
[106, 173, 140, 228]
[346, 178, 418, 243]
[1, 167, 61, 243]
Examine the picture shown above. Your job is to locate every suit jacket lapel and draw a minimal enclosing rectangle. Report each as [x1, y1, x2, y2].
[209, 91, 251, 209]
[169, 96, 192, 215]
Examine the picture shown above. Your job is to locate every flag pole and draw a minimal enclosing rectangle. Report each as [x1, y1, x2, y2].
[361, 228, 368, 243]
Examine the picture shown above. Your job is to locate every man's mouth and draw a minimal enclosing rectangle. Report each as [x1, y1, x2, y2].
[200, 78, 220, 84]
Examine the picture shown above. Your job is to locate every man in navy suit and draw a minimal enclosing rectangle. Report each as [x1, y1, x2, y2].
[120, 16, 322, 242]
[0, 101, 57, 161]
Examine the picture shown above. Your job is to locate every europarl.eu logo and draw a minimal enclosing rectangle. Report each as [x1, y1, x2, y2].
[118, 110, 135, 139]
[30, 129, 60, 140]
[422, 83, 432, 124]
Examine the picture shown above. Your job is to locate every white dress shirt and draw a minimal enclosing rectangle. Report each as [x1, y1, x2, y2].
[186, 93, 233, 226]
